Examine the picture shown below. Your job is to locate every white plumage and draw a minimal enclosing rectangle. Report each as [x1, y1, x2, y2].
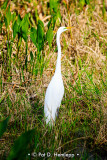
[44, 27, 71, 125]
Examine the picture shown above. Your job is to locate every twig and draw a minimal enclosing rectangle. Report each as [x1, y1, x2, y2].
[0, 90, 7, 103]
[56, 136, 90, 150]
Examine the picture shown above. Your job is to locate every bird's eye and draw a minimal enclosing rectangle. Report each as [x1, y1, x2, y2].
[64, 27, 66, 30]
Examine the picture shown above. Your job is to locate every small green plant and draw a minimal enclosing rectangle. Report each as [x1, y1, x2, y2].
[7, 129, 35, 160]
[30, 20, 45, 76]
[102, 0, 106, 20]
[12, 14, 29, 61]
[0, 116, 35, 160]
[0, 116, 10, 138]
[30, 19, 54, 76]
[48, 0, 61, 29]
[3, 6, 12, 78]
[46, 27, 54, 49]
[79, 0, 90, 7]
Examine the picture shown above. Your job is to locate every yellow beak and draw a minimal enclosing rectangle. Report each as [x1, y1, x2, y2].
[66, 27, 73, 29]
[53, 27, 73, 34]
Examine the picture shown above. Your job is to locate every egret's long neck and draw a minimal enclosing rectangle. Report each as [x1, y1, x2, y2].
[55, 33, 61, 75]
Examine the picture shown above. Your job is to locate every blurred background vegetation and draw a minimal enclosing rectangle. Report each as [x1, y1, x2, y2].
[0, 0, 107, 159]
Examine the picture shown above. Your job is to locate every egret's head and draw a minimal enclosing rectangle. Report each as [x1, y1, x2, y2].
[57, 26, 72, 35]
[56, 26, 72, 46]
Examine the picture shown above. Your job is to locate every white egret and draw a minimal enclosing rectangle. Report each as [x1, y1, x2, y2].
[44, 27, 72, 125]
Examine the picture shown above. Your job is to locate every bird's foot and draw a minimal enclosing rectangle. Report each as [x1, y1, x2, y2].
[56, 107, 60, 118]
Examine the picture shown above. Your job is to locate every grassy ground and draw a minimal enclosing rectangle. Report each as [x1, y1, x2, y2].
[0, 0, 107, 159]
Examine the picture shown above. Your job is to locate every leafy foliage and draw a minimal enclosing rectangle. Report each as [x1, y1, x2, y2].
[7, 129, 35, 160]
[0, 116, 10, 138]
[30, 27, 37, 46]
[37, 20, 44, 52]
[1, 0, 8, 10]
[12, 14, 29, 41]
[46, 27, 54, 48]
[4, 6, 11, 28]
[49, 0, 61, 29]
